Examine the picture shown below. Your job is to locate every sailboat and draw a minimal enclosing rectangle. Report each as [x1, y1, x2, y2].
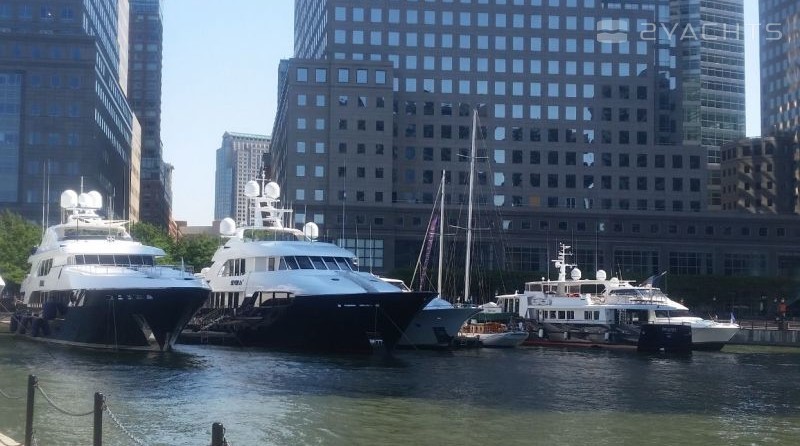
[395, 171, 481, 349]
[455, 110, 528, 348]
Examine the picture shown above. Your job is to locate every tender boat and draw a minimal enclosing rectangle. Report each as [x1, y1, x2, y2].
[495, 244, 739, 351]
[14, 189, 209, 351]
[458, 302, 528, 348]
[189, 178, 435, 353]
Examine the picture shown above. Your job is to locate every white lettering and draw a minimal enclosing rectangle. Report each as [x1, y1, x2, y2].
[640, 22, 657, 41]
[766, 23, 783, 41]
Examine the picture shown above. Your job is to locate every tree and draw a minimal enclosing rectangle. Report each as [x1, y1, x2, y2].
[173, 234, 223, 272]
[129, 222, 175, 263]
[0, 211, 42, 288]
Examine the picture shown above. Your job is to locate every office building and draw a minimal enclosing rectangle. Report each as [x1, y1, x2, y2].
[673, 0, 746, 208]
[128, 0, 171, 227]
[760, 0, 800, 134]
[720, 134, 800, 214]
[214, 132, 271, 224]
[0, 0, 141, 223]
[271, 0, 791, 286]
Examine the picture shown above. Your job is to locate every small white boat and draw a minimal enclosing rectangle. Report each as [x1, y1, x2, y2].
[459, 320, 528, 348]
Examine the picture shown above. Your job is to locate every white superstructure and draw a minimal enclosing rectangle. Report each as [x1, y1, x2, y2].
[495, 244, 739, 350]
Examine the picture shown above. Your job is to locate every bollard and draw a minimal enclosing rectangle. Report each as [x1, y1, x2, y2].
[93, 392, 104, 446]
[211, 422, 226, 446]
[25, 375, 37, 446]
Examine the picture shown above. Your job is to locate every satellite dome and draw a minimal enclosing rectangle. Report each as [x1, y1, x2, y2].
[596, 270, 607, 281]
[220, 218, 237, 236]
[264, 182, 281, 199]
[77, 193, 92, 208]
[60, 190, 78, 209]
[570, 268, 582, 280]
[87, 191, 103, 209]
[303, 222, 319, 240]
[244, 181, 260, 198]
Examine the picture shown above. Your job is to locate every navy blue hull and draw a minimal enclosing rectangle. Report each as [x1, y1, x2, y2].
[188, 292, 436, 353]
[11, 288, 209, 351]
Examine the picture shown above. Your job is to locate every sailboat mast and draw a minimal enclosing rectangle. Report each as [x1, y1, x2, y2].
[437, 169, 445, 296]
[464, 110, 477, 302]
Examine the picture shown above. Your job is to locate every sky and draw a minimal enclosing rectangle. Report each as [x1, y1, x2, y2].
[161, 0, 763, 226]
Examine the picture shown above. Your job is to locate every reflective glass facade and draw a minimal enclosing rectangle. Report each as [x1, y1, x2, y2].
[761, 0, 800, 134]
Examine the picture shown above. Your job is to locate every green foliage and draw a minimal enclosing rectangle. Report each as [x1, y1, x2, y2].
[0, 210, 42, 287]
[172, 234, 223, 272]
[129, 222, 174, 258]
[129, 222, 222, 271]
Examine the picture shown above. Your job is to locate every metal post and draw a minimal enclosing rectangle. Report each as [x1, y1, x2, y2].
[93, 392, 104, 446]
[25, 375, 36, 446]
[211, 422, 225, 446]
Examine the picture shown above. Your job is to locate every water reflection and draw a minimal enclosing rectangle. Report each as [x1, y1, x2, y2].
[1, 338, 800, 445]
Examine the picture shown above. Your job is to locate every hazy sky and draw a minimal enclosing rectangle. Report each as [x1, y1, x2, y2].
[161, 0, 762, 226]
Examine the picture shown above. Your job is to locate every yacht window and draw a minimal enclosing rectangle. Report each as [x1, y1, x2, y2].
[98, 255, 114, 265]
[268, 257, 276, 271]
[549, 310, 557, 319]
[280, 257, 299, 270]
[336, 257, 355, 270]
[295, 256, 314, 269]
[114, 255, 130, 265]
[557, 311, 566, 319]
[323, 257, 342, 270]
[566, 311, 575, 319]
[309, 256, 327, 269]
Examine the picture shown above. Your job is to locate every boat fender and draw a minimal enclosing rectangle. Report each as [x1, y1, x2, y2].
[563, 331, 569, 340]
[538, 328, 544, 338]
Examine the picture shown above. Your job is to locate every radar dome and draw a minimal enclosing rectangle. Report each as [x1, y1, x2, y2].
[303, 222, 319, 240]
[220, 218, 237, 236]
[596, 270, 607, 281]
[570, 268, 582, 280]
[609, 277, 620, 286]
[60, 190, 78, 209]
[264, 182, 281, 199]
[77, 193, 92, 208]
[87, 191, 102, 209]
[244, 181, 260, 198]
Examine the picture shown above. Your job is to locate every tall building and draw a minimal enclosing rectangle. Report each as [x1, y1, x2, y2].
[214, 132, 271, 224]
[673, 0, 746, 208]
[272, 1, 785, 287]
[0, 0, 141, 223]
[128, 0, 170, 227]
[760, 0, 800, 134]
[720, 135, 800, 214]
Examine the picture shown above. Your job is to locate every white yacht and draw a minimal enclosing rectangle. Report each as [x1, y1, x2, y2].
[193, 179, 435, 353]
[495, 244, 740, 351]
[15, 189, 209, 351]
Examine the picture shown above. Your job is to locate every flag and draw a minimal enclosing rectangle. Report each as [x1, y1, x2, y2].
[730, 312, 736, 324]
[639, 271, 667, 288]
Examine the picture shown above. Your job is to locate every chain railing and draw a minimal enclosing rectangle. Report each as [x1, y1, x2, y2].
[6, 374, 232, 445]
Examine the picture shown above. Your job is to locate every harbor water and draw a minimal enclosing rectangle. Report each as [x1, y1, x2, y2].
[1, 336, 799, 445]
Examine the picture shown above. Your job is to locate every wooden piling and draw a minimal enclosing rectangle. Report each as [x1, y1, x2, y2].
[24, 375, 36, 446]
[211, 422, 225, 446]
[93, 393, 104, 446]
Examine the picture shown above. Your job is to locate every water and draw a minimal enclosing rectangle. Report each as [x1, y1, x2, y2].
[1, 336, 799, 446]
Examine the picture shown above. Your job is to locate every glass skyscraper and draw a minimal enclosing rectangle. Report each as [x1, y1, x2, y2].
[761, 0, 800, 134]
[0, 0, 141, 223]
